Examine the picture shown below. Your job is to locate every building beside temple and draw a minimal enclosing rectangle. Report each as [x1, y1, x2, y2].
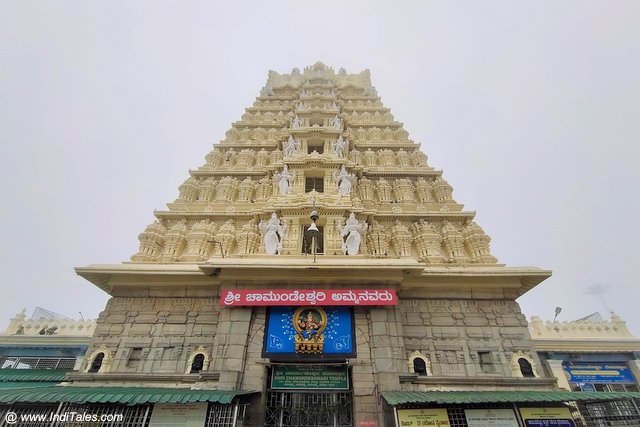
[1, 62, 638, 427]
[0, 308, 94, 390]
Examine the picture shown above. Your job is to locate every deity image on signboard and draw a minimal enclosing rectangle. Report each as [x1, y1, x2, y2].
[294, 307, 327, 354]
[264, 306, 354, 358]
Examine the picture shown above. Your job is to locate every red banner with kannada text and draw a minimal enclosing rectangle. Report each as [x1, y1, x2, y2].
[220, 289, 397, 307]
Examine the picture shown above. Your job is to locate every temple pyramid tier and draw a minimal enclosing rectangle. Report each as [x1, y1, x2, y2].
[131, 62, 498, 265]
[71, 63, 556, 426]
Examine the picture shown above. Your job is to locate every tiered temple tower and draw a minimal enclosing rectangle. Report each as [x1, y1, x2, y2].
[73, 62, 555, 427]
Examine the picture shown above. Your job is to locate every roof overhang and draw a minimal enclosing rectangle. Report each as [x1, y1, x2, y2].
[75, 259, 550, 299]
[382, 390, 640, 406]
[0, 386, 258, 405]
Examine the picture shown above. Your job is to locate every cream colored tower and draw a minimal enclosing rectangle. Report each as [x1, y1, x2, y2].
[75, 62, 554, 427]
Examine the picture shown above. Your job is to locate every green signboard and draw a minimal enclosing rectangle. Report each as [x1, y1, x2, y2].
[271, 365, 349, 390]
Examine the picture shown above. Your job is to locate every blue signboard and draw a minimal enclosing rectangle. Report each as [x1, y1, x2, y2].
[563, 363, 635, 383]
[264, 306, 354, 358]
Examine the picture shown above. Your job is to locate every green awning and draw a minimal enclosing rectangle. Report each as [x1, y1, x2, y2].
[0, 386, 256, 405]
[0, 369, 69, 383]
[382, 390, 640, 406]
[0, 382, 60, 389]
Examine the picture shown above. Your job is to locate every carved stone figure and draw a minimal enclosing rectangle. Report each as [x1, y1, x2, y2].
[260, 84, 274, 97]
[391, 220, 412, 257]
[258, 213, 287, 255]
[329, 115, 342, 129]
[283, 136, 300, 157]
[363, 85, 378, 97]
[238, 220, 261, 255]
[338, 213, 368, 256]
[291, 115, 304, 129]
[332, 136, 348, 158]
[334, 165, 356, 196]
[274, 165, 295, 195]
[296, 101, 305, 111]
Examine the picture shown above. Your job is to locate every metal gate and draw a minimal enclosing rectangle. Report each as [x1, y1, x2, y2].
[264, 391, 353, 427]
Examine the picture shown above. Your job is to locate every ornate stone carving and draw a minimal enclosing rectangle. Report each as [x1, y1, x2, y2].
[338, 213, 368, 256]
[376, 178, 393, 203]
[463, 221, 497, 263]
[178, 177, 199, 202]
[213, 220, 236, 256]
[131, 221, 166, 262]
[181, 220, 217, 262]
[159, 220, 188, 262]
[412, 219, 444, 263]
[441, 221, 467, 262]
[391, 220, 412, 257]
[274, 165, 295, 195]
[237, 220, 261, 255]
[366, 220, 389, 257]
[331, 136, 348, 158]
[258, 213, 287, 255]
[282, 136, 300, 157]
[334, 165, 356, 196]
[432, 177, 453, 202]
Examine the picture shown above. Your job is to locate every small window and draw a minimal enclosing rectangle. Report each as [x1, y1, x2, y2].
[305, 177, 324, 193]
[518, 358, 534, 377]
[308, 144, 324, 154]
[478, 351, 494, 373]
[302, 225, 324, 255]
[190, 354, 205, 373]
[413, 358, 427, 375]
[88, 352, 105, 373]
[127, 348, 143, 367]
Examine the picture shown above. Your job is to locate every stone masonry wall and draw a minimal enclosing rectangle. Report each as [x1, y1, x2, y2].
[400, 299, 541, 382]
[86, 297, 219, 375]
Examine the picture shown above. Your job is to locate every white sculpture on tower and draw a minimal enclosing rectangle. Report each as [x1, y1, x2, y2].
[329, 115, 342, 129]
[333, 165, 356, 196]
[338, 213, 368, 256]
[274, 165, 295, 195]
[296, 101, 305, 111]
[291, 115, 304, 129]
[332, 136, 348, 158]
[282, 136, 300, 157]
[259, 213, 287, 255]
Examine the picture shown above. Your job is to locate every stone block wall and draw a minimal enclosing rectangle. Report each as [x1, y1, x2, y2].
[399, 299, 541, 382]
[85, 297, 219, 375]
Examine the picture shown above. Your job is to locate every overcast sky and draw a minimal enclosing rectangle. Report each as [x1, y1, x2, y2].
[1, 1, 638, 334]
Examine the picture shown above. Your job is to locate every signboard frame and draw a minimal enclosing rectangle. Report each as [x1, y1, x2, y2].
[263, 306, 356, 360]
[270, 365, 349, 390]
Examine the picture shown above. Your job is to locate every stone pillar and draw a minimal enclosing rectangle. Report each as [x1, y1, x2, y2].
[546, 359, 570, 390]
[369, 307, 405, 392]
[627, 359, 640, 385]
[212, 307, 252, 390]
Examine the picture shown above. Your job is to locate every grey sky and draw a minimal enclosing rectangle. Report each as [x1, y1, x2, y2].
[1, 1, 638, 333]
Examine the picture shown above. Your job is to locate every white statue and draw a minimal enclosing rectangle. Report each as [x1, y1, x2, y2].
[299, 88, 308, 97]
[259, 213, 287, 255]
[332, 136, 348, 158]
[283, 136, 300, 157]
[296, 101, 305, 111]
[329, 101, 338, 110]
[338, 213, 368, 256]
[260, 83, 274, 96]
[274, 165, 295, 195]
[329, 115, 342, 129]
[329, 88, 336, 96]
[291, 115, 304, 129]
[334, 165, 356, 196]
